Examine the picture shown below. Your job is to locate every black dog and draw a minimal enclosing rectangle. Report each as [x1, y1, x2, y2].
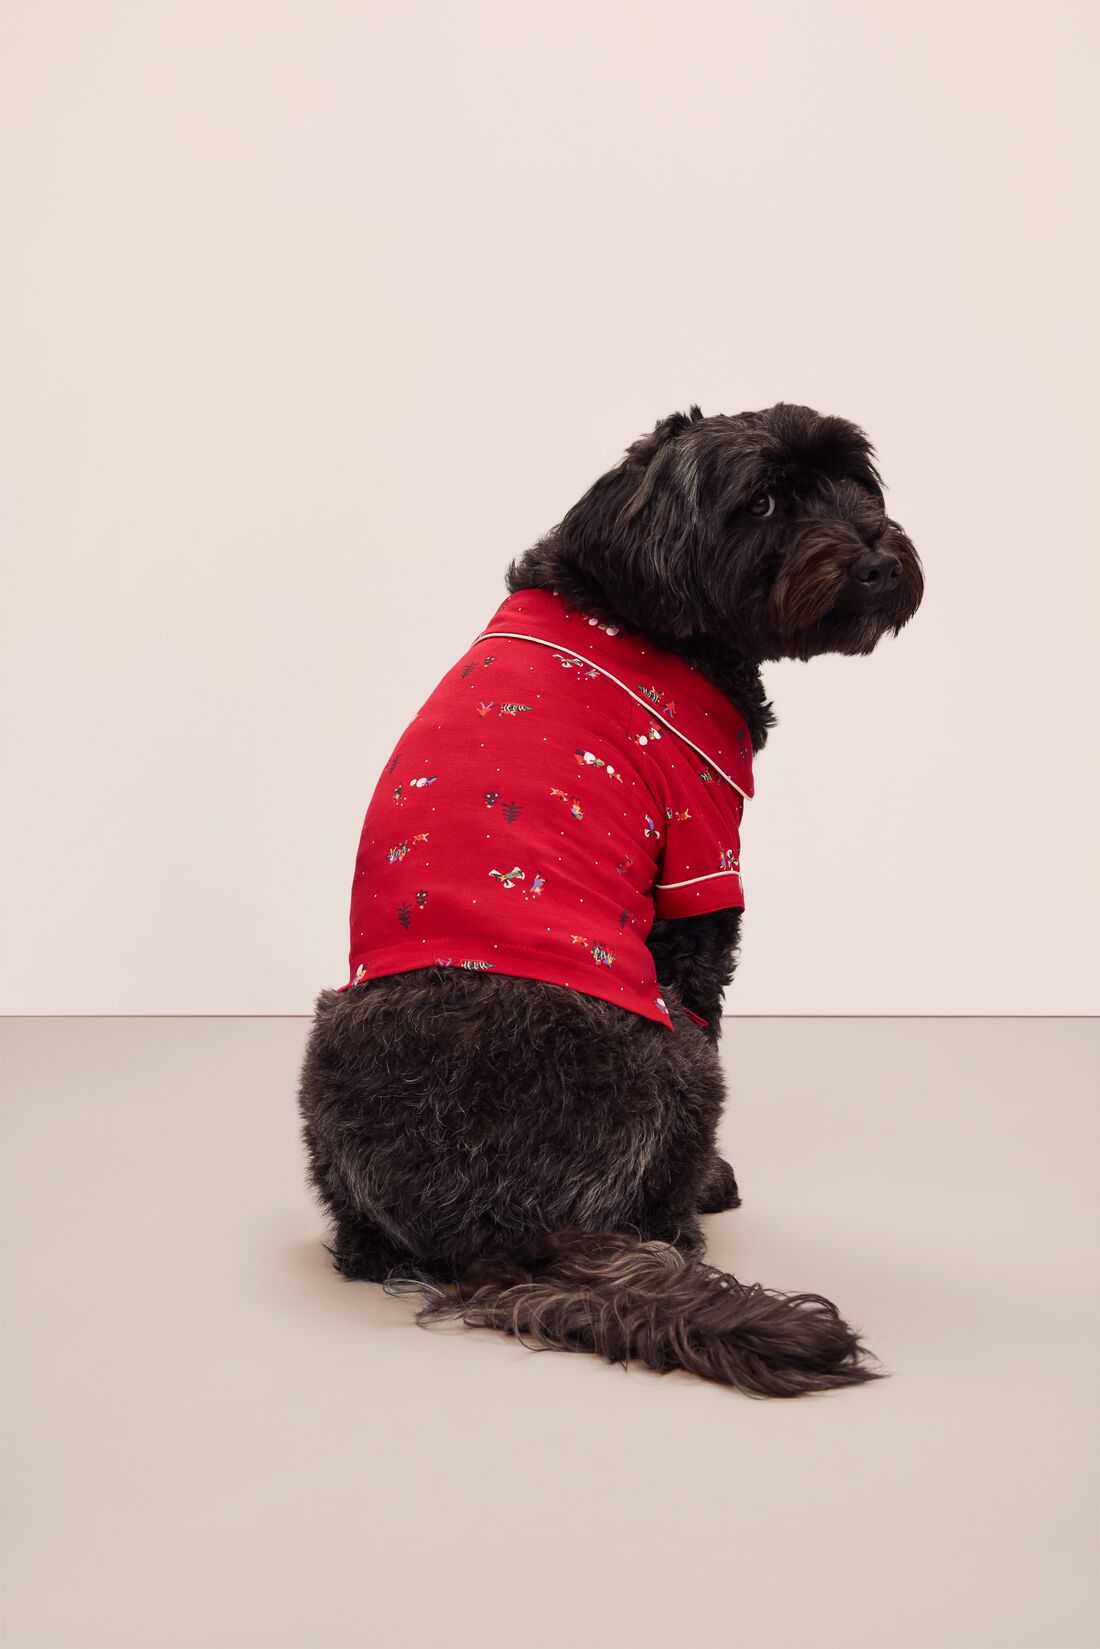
[299, 404, 923, 1396]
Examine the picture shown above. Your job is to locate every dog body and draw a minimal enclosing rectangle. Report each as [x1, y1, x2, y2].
[299, 404, 923, 1396]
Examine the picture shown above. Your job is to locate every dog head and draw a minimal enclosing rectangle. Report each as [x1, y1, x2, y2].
[551, 404, 923, 661]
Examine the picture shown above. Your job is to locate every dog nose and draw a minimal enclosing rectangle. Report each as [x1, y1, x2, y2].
[851, 549, 901, 591]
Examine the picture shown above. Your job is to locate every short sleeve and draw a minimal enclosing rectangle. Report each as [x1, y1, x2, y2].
[652, 783, 746, 920]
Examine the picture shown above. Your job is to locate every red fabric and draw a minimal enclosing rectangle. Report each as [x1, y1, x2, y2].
[343, 590, 754, 1030]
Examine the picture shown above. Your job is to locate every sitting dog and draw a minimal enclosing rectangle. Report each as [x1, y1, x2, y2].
[298, 403, 923, 1396]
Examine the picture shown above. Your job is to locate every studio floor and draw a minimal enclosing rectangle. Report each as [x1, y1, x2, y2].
[1, 1017, 1097, 1649]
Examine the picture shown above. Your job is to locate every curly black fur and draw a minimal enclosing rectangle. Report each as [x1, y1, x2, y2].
[298, 402, 922, 1397]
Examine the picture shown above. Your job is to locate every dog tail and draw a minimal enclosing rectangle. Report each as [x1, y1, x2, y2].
[391, 1229, 881, 1397]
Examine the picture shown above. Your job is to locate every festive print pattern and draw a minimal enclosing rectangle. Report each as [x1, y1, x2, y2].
[387, 833, 428, 864]
[460, 653, 496, 680]
[342, 589, 753, 1030]
[550, 787, 584, 820]
[392, 776, 436, 805]
[553, 652, 601, 680]
[484, 792, 521, 820]
[575, 748, 622, 781]
[636, 685, 677, 719]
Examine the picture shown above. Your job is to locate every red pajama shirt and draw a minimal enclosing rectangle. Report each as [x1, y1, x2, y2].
[343, 589, 754, 1031]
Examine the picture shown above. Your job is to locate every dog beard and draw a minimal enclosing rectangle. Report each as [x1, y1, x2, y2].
[766, 517, 924, 661]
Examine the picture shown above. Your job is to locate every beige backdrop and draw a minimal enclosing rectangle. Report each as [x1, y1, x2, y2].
[1, 0, 1096, 1015]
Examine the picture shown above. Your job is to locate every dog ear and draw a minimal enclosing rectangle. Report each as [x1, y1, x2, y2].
[623, 406, 705, 465]
[557, 410, 707, 639]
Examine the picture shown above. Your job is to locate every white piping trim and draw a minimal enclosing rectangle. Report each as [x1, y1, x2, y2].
[475, 630, 751, 800]
[654, 869, 741, 890]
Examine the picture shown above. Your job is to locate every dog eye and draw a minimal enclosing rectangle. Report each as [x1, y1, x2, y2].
[748, 491, 775, 518]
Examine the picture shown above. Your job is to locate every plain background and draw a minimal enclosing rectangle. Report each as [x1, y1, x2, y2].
[2, 0, 1098, 1016]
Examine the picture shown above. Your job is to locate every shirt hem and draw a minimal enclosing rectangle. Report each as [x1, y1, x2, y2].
[653, 880, 746, 920]
[343, 942, 674, 1030]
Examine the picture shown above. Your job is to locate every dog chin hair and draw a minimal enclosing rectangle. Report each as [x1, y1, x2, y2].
[776, 611, 900, 661]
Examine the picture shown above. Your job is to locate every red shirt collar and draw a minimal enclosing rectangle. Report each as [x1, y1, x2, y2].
[478, 589, 754, 801]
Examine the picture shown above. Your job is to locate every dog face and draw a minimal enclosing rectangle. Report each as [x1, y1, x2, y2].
[555, 404, 923, 661]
